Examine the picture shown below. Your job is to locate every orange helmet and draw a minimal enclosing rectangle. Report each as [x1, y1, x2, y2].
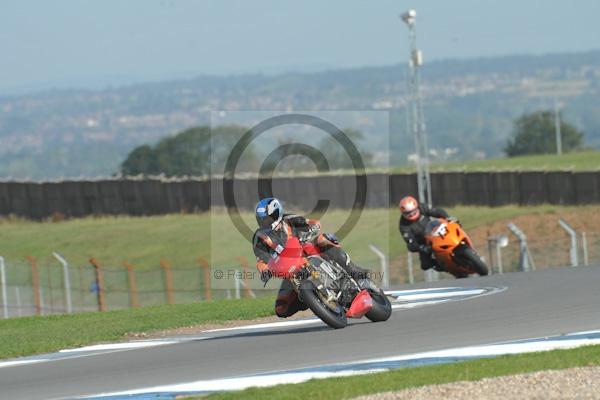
[399, 196, 420, 221]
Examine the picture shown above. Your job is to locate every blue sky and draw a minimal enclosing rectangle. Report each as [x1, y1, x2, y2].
[2, 0, 599, 94]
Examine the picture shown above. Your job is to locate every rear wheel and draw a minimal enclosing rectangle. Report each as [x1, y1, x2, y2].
[299, 280, 347, 329]
[460, 247, 489, 276]
[365, 288, 392, 322]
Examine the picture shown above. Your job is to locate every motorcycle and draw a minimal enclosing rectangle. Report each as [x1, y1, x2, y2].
[424, 218, 489, 278]
[267, 228, 392, 329]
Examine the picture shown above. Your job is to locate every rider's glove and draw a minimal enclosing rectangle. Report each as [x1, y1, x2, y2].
[260, 269, 273, 284]
[323, 232, 339, 245]
[419, 244, 432, 254]
[447, 216, 461, 226]
[300, 224, 320, 243]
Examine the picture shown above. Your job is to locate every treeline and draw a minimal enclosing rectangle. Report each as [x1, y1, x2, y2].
[119, 126, 373, 177]
[120, 110, 585, 178]
[120, 125, 255, 177]
[505, 110, 584, 156]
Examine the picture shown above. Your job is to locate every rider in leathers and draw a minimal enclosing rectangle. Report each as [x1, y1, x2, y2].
[398, 195, 450, 272]
[252, 197, 368, 318]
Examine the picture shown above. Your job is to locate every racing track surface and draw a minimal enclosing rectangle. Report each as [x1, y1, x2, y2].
[2, 266, 600, 399]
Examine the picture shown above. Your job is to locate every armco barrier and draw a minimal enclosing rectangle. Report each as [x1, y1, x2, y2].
[1, 171, 600, 219]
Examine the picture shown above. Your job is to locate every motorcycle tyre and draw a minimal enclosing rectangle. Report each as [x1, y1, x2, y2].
[365, 287, 392, 322]
[461, 247, 489, 276]
[299, 280, 347, 329]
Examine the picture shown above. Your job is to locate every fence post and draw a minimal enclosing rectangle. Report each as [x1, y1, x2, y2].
[426, 269, 439, 282]
[26, 256, 42, 316]
[582, 232, 589, 266]
[487, 235, 508, 275]
[234, 270, 241, 299]
[45, 259, 55, 314]
[198, 257, 212, 301]
[160, 259, 175, 305]
[236, 257, 255, 298]
[486, 234, 494, 275]
[495, 239, 503, 275]
[52, 252, 73, 314]
[15, 287, 22, 317]
[507, 223, 535, 272]
[369, 245, 389, 289]
[123, 262, 139, 308]
[0, 256, 7, 319]
[89, 258, 106, 312]
[407, 252, 414, 284]
[558, 219, 578, 267]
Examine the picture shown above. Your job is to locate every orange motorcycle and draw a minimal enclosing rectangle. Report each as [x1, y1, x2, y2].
[424, 218, 489, 278]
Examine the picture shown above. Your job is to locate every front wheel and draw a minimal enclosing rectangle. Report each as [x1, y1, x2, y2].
[460, 247, 489, 276]
[365, 288, 392, 322]
[299, 280, 347, 329]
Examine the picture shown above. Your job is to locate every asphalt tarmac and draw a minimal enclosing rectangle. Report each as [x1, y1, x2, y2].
[1, 266, 599, 399]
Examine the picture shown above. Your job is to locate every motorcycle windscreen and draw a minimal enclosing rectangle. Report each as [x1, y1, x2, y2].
[425, 219, 444, 236]
[426, 219, 462, 248]
[346, 289, 373, 318]
[267, 236, 305, 279]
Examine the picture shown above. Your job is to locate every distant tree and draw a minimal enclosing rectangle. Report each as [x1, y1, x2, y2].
[153, 126, 212, 176]
[504, 110, 584, 157]
[258, 128, 373, 174]
[119, 125, 257, 177]
[318, 128, 373, 169]
[120, 145, 158, 175]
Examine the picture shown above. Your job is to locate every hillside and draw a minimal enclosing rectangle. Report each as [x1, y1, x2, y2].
[1, 51, 600, 179]
[391, 150, 600, 173]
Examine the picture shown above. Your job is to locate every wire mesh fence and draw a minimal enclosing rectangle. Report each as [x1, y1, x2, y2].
[0, 230, 598, 319]
[388, 231, 600, 283]
[0, 256, 239, 318]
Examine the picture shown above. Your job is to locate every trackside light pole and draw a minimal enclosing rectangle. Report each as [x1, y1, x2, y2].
[401, 9, 432, 206]
[554, 99, 563, 155]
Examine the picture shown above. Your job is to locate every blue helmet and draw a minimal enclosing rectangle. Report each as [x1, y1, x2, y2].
[255, 197, 283, 229]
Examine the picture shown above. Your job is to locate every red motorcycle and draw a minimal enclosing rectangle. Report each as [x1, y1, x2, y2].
[268, 229, 392, 329]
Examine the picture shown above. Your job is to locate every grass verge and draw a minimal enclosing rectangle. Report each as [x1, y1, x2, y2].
[202, 344, 600, 400]
[0, 296, 274, 360]
[393, 150, 600, 173]
[0, 205, 589, 268]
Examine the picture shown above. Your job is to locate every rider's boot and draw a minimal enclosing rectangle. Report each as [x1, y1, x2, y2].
[345, 261, 370, 280]
[321, 246, 370, 280]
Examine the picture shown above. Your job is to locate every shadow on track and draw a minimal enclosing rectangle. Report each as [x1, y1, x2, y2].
[196, 319, 375, 343]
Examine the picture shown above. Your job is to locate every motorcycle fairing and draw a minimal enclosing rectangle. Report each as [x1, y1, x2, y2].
[346, 289, 373, 318]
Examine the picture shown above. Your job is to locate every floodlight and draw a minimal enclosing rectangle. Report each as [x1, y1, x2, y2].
[401, 9, 416, 26]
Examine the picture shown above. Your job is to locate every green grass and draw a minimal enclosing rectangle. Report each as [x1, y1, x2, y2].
[0, 204, 594, 310]
[0, 211, 392, 269]
[0, 296, 274, 359]
[0, 205, 582, 269]
[392, 150, 600, 173]
[203, 344, 600, 400]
